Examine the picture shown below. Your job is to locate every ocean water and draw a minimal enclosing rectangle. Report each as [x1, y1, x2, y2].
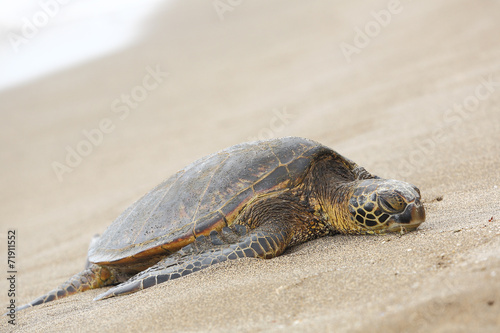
[0, 0, 169, 91]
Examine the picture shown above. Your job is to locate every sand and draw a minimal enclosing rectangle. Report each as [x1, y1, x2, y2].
[1, 0, 500, 332]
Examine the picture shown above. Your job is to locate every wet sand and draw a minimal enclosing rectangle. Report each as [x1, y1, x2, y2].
[1, 0, 500, 332]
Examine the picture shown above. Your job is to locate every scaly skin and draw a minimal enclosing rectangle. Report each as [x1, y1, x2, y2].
[94, 227, 290, 300]
[16, 264, 115, 311]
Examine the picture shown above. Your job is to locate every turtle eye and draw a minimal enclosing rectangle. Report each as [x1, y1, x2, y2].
[378, 192, 406, 213]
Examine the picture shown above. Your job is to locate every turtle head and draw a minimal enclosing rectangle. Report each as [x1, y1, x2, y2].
[346, 179, 425, 233]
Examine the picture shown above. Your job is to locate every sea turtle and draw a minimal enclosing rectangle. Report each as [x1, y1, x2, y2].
[18, 137, 425, 311]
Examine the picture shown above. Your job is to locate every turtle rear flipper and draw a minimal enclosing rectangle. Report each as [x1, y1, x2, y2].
[16, 264, 115, 311]
[93, 226, 290, 301]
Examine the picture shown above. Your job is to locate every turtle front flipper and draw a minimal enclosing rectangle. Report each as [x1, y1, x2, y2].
[93, 225, 291, 301]
[16, 264, 116, 312]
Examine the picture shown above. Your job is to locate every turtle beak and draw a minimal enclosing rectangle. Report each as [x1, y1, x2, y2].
[386, 199, 425, 232]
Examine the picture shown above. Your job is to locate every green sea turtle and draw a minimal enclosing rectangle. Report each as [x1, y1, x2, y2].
[18, 137, 425, 311]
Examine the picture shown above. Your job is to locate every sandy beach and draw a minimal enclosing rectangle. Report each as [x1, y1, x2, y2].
[1, 0, 500, 332]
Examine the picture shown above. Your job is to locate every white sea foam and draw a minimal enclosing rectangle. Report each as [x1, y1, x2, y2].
[0, 0, 170, 91]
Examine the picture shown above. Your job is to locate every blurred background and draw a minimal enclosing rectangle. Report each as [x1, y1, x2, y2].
[1, 0, 499, 331]
[0, 0, 166, 90]
[2, 0, 498, 215]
